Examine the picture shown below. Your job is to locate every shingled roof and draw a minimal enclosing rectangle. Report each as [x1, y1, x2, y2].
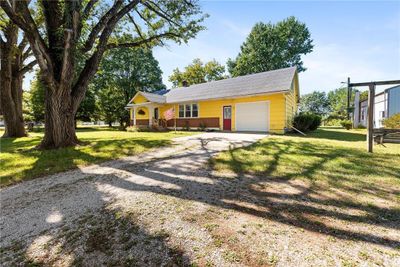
[164, 66, 297, 103]
[138, 91, 166, 103]
[128, 67, 297, 106]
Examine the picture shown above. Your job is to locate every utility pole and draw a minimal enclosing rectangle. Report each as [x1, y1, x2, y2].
[367, 84, 375, 153]
[347, 77, 351, 120]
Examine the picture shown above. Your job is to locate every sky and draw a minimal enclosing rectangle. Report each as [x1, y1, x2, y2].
[23, 0, 400, 95]
[152, 0, 400, 94]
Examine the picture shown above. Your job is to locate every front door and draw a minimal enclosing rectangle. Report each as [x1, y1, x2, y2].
[223, 106, 232, 131]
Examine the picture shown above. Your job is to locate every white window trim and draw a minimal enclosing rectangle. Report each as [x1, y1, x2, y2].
[178, 103, 199, 118]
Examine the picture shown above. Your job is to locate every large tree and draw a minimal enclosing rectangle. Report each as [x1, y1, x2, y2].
[95, 47, 165, 127]
[30, 73, 98, 124]
[299, 91, 330, 117]
[327, 87, 354, 119]
[1, 0, 206, 148]
[169, 58, 226, 87]
[227, 16, 313, 77]
[0, 8, 36, 137]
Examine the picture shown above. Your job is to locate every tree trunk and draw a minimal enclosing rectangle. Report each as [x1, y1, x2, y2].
[39, 87, 79, 149]
[0, 24, 27, 138]
[108, 121, 112, 127]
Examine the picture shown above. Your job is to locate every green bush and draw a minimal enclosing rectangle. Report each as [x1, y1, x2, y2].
[293, 113, 322, 132]
[340, 120, 352, 130]
[323, 114, 346, 126]
[309, 115, 322, 131]
[198, 122, 207, 131]
[383, 113, 400, 129]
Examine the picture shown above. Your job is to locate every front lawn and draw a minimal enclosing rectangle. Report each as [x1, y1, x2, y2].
[207, 127, 400, 265]
[0, 127, 193, 186]
[211, 127, 400, 203]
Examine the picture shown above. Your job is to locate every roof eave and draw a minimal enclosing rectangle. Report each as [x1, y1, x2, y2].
[165, 90, 290, 104]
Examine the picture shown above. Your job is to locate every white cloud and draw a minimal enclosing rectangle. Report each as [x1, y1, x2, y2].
[220, 19, 251, 37]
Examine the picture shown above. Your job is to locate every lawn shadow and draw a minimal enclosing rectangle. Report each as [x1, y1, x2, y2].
[102, 136, 400, 250]
[1, 136, 171, 186]
[290, 127, 366, 142]
[2, 134, 399, 265]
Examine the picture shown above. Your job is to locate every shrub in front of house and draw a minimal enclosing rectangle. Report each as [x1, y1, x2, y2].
[383, 113, 400, 129]
[293, 113, 322, 132]
[340, 120, 353, 130]
[198, 122, 207, 131]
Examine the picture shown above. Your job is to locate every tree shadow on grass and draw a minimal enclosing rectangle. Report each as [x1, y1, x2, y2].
[289, 128, 366, 142]
[103, 137, 400, 249]
[1, 138, 171, 186]
[2, 135, 399, 265]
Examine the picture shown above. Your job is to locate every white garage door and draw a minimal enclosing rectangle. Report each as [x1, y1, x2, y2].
[235, 101, 269, 132]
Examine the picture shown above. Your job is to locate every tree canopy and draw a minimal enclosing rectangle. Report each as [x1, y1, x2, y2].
[169, 58, 226, 87]
[227, 16, 313, 77]
[299, 91, 330, 117]
[327, 87, 354, 119]
[95, 47, 165, 126]
[1, 0, 207, 148]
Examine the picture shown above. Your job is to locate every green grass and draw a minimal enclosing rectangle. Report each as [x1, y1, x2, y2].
[211, 127, 400, 203]
[0, 127, 194, 186]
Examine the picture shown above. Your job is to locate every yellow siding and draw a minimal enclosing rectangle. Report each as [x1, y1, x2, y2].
[285, 92, 295, 127]
[132, 94, 149, 104]
[284, 75, 300, 128]
[199, 94, 285, 132]
[129, 93, 289, 133]
[136, 107, 149, 119]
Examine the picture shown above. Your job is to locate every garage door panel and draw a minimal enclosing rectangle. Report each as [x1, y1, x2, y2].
[235, 102, 269, 132]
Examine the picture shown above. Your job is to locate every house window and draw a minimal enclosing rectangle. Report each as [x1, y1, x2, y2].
[361, 109, 365, 120]
[178, 103, 198, 118]
[185, 104, 191, 117]
[179, 105, 185, 118]
[192, 104, 198, 117]
[379, 111, 385, 118]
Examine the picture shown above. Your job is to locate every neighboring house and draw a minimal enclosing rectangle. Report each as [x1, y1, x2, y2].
[126, 67, 299, 133]
[354, 85, 400, 128]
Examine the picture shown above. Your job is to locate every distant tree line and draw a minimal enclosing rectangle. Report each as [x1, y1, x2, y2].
[298, 88, 359, 125]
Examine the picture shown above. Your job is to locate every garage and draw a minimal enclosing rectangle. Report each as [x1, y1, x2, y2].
[235, 101, 269, 132]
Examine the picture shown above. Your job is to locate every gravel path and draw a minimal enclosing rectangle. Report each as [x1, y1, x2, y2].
[2, 132, 399, 266]
[0, 132, 265, 266]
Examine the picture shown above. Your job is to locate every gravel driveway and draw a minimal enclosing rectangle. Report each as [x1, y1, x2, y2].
[1, 132, 267, 266]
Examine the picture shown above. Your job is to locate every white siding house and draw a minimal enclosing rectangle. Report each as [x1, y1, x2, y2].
[354, 85, 400, 128]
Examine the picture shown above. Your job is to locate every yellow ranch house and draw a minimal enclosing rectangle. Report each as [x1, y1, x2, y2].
[126, 67, 299, 133]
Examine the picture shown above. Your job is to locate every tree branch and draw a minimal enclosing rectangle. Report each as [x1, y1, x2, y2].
[83, 0, 98, 18]
[127, 12, 150, 49]
[22, 46, 32, 61]
[18, 34, 29, 51]
[143, 1, 180, 27]
[106, 32, 179, 49]
[20, 60, 37, 75]
[73, 0, 140, 112]
[77, 0, 98, 38]
[82, 0, 123, 52]
[0, 0, 56, 89]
